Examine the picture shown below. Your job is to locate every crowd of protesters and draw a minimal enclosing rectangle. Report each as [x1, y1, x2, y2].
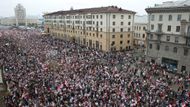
[0, 28, 190, 107]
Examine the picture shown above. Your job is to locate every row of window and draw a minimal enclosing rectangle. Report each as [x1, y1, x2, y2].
[151, 14, 190, 21]
[109, 15, 131, 19]
[45, 14, 132, 20]
[51, 25, 132, 33]
[149, 44, 177, 52]
[149, 44, 189, 56]
[48, 20, 132, 26]
[149, 34, 179, 43]
[134, 33, 146, 39]
[111, 40, 130, 46]
[134, 26, 146, 31]
[53, 30, 104, 39]
[52, 25, 103, 31]
[112, 21, 131, 26]
[110, 46, 131, 51]
[112, 28, 131, 32]
[151, 24, 181, 32]
[112, 34, 130, 38]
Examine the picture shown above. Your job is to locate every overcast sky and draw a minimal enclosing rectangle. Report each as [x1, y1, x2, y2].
[0, 0, 174, 17]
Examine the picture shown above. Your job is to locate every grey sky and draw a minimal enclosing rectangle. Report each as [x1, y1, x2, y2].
[0, 0, 172, 17]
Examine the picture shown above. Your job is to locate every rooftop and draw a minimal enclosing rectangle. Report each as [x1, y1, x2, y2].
[145, 0, 190, 13]
[44, 6, 136, 16]
[153, 0, 190, 8]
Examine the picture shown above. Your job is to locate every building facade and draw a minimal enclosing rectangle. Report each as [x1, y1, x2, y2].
[0, 17, 16, 26]
[0, 17, 41, 27]
[146, 0, 190, 73]
[15, 4, 26, 26]
[43, 6, 136, 52]
[133, 15, 148, 47]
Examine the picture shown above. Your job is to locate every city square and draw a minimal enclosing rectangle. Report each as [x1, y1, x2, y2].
[0, 0, 190, 106]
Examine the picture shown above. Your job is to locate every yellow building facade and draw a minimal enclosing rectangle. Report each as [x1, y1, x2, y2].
[44, 6, 136, 52]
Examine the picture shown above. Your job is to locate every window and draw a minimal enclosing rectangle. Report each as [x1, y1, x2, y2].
[176, 26, 180, 32]
[156, 44, 160, 50]
[112, 35, 115, 38]
[128, 28, 131, 31]
[189, 14, 190, 21]
[120, 47, 123, 50]
[175, 37, 179, 43]
[112, 22, 115, 26]
[177, 14, 181, 21]
[150, 34, 153, 39]
[165, 46, 169, 51]
[100, 28, 102, 32]
[158, 24, 162, 32]
[151, 25, 154, 30]
[159, 15, 163, 21]
[128, 22, 131, 25]
[167, 26, 171, 32]
[151, 15, 155, 21]
[93, 15, 95, 19]
[96, 21, 99, 26]
[127, 40, 130, 44]
[112, 28, 115, 32]
[121, 15, 124, 19]
[142, 34, 145, 38]
[128, 15, 131, 19]
[96, 15, 99, 19]
[100, 45, 102, 50]
[100, 34, 102, 38]
[168, 15, 172, 21]
[113, 15, 116, 19]
[100, 21, 103, 25]
[120, 41, 123, 44]
[166, 36, 170, 41]
[111, 41, 115, 46]
[120, 34, 123, 38]
[120, 28, 123, 32]
[143, 27, 146, 30]
[128, 34, 130, 38]
[173, 47, 177, 53]
[184, 48, 188, 56]
[121, 22, 124, 25]
[100, 15, 103, 19]
[149, 44, 152, 49]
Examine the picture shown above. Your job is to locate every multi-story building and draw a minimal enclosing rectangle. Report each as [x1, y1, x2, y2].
[0, 17, 16, 26]
[133, 15, 148, 47]
[0, 17, 41, 27]
[15, 4, 26, 26]
[43, 6, 136, 52]
[145, 0, 190, 73]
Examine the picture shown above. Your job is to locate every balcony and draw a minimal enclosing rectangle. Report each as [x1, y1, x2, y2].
[155, 30, 163, 35]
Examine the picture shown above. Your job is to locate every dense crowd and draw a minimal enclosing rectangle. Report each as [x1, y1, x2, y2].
[0, 29, 190, 107]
